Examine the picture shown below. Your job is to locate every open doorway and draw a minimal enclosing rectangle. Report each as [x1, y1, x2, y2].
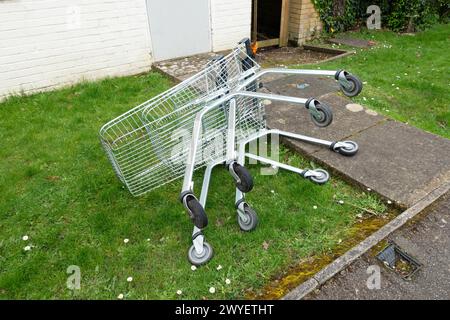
[251, 0, 289, 48]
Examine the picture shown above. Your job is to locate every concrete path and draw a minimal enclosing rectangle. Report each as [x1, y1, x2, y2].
[154, 56, 450, 208]
[153, 52, 226, 81]
[305, 191, 450, 300]
[262, 75, 450, 209]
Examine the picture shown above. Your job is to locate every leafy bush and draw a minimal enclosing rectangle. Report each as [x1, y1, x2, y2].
[312, 0, 360, 33]
[313, 0, 449, 33]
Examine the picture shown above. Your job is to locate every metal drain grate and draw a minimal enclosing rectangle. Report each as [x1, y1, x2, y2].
[376, 241, 422, 280]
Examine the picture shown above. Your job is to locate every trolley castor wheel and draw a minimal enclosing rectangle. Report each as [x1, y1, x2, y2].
[188, 242, 213, 266]
[181, 194, 208, 229]
[229, 162, 254, 193]
[339, 73, 363, 97]
[332, 140, 359, 156]
[304, 169, 330, 185]
[306, 99, 333, 127]
[237, 204, 259, 232]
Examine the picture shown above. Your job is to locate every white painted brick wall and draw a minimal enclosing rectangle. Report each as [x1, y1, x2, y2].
[0, 0, 152, 99]
[210, 0, 251, 51]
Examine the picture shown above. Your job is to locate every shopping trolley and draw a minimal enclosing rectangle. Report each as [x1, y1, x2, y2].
[99, 38, 363, 265]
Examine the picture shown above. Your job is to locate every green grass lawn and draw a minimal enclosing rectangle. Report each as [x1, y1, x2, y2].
[306, 23, 449, 139]
[0, 71, 387, 299]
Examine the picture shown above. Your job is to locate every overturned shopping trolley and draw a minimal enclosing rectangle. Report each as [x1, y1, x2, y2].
[99, 39, 363, 265]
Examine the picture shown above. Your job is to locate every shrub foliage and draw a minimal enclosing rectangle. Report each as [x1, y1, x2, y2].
[312, 0, 449, 33]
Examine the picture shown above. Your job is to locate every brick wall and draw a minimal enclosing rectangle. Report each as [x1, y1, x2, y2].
[288, 0, 322, 45]
[0, 0, 152, 99]
[210, 0, 251, 51]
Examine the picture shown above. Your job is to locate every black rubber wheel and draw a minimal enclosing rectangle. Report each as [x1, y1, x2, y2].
[310, 103, 333, 127]
[233, 163, 254, 193]
[237, 205, 259, 232]
[340, 74, 363, 97]
[187, 197, 208, 229]
[188, 242, 213, 266]
[308, 169, 330, 185]
[335, 141, 359, 156]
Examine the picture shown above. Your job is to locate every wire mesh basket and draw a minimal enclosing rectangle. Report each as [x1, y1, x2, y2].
[99, 44, 264, 196]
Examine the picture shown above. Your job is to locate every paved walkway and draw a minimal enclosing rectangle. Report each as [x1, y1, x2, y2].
[262, 75, 450, 208]
[305, 191, 450, 300]
[154, 52, 226, 81]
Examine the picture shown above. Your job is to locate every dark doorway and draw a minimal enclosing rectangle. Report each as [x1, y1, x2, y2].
[251, 0, 289, 48]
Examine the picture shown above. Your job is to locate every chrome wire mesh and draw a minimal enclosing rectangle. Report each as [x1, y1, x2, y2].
[99, 45, 265, 196]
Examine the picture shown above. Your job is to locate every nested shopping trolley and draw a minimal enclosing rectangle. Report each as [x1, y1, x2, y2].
[99, 39, 363, 265]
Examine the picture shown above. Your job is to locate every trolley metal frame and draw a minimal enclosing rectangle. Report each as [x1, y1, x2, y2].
[99, 38, 363, 265]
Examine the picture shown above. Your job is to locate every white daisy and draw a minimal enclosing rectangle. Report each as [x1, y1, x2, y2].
[127, 276, 133, 282]
[123, 238, 129, 244]
[313, 205, 318, 210]
[191, 265, 197, 271]
[176, 290, 182, 295]
[209, 287, 216, 294]
[22, 235, 29, 241]
[338, 200, 344, 204]
[225, 279, 231, 285]
[216, 265, 222, 271]
[117, 293, 124, 300]
[23, 245, 31, 251]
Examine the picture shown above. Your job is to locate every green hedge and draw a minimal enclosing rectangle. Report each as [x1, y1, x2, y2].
[312, 0, 449, 33]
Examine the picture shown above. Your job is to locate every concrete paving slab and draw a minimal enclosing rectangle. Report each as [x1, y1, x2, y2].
[263, 74, 340, 98]
[264, 90, 385, 154]
[312, 119, 450, 208]
[154, 52, 450, 210]
[263, 75, 450, 208]
[306, 191, 450, 300]
[154, 51, 228, 82]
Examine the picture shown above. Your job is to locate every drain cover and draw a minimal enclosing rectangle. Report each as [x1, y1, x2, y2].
[376, 241, 422, 280]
